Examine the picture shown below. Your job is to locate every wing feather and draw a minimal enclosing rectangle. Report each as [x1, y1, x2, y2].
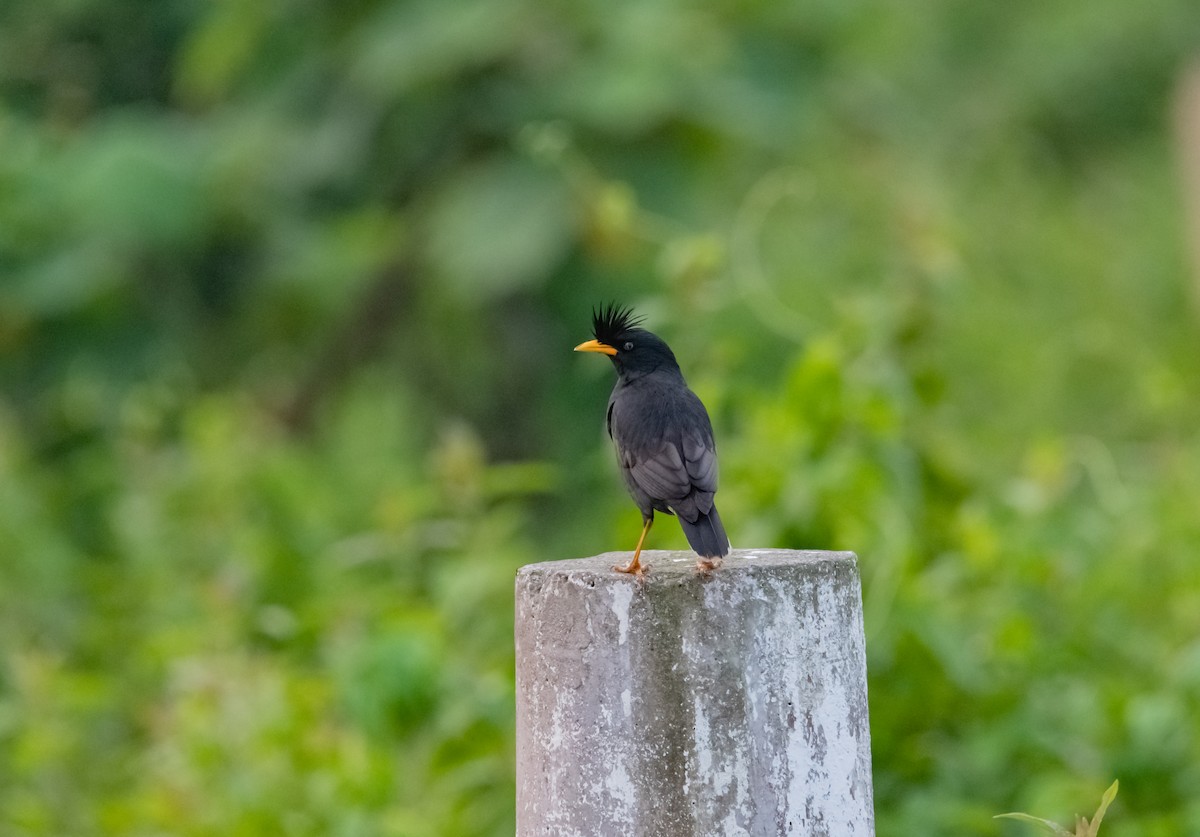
[682, 432, 718, 492]
[609, 379, 720, 522]
[627, 441, 689, 502]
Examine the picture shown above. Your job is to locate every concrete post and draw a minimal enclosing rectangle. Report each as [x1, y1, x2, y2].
[515, 549, 874, 836]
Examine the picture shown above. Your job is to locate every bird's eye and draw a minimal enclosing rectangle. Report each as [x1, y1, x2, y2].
[623, 341, 634, 351]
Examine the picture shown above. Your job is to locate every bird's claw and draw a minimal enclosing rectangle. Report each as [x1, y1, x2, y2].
[694, 557, 722, 576]
[613, 560, 649, 580]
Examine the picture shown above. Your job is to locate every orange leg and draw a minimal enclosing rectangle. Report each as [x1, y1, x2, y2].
[613, 518, 652, 577]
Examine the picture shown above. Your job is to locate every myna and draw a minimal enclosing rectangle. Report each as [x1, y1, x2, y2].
[575, 304, 730, 577]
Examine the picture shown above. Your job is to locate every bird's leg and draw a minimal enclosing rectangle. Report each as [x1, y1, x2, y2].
[614, 518, 652, 577]
[695, 556, 723, 576]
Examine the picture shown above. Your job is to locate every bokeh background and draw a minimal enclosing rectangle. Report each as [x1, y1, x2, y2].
[4, 0, 1200, 834]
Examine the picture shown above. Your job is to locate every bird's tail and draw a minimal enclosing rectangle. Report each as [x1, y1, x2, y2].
[680, 505, 730, 559]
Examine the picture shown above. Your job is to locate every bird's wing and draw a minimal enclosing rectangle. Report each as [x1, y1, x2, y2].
[608, 375, 720, 519]
[681, 429, 718, 495]
[622, 438, 691, 504]
[615, 391, 718, 519]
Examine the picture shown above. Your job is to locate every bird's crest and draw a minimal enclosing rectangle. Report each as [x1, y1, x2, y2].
[592, 303, 643, 346]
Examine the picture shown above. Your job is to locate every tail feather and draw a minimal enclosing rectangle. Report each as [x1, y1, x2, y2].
[679, 505, 730, 559]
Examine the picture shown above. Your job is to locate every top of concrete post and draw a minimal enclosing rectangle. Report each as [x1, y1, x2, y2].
[518, 548, 858, 583]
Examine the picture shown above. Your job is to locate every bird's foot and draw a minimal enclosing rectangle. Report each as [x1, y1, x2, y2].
[613, 556, 649, 580]
[694, 557, 723, 576]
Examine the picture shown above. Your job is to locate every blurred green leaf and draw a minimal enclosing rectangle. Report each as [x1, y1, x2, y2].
[426, 157, 572, 297]
[348, 0, 528, 97]
[64, 115, 208, 247]
[176, 0, 272, 104]
[994, 812, 1074, 836]
[1086, 781, 1120, 837]
[996, 781, 1119, 837]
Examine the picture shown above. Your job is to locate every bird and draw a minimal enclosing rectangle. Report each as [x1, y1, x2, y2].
[574, 304, 730, 577]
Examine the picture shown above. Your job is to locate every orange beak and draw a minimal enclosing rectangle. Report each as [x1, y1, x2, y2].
[574, 339, 617, 356]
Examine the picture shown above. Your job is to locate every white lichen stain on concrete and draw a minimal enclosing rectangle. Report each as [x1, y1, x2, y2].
[775, 571, 870, 833]
[692, 693, 714, 777]
[610, 583, 632, 646]
[547, 701, 565, 751]
[688, 579, 755, 833]
[726, 748, 752, 836]
[603, 759, 636, 822]
[817, 683, 861, 808]
[620, 688, 631, 717]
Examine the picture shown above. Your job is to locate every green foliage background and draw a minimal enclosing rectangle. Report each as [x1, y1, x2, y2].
[3, 0, 1200, 834]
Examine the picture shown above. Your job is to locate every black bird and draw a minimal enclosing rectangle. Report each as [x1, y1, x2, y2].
[575, 304, 730, 577]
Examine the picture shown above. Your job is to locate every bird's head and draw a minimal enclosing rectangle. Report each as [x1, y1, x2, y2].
[574, 304, 680, 379]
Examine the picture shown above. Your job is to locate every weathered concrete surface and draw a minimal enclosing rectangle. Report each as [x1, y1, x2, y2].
[515, 549, 874, 836]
